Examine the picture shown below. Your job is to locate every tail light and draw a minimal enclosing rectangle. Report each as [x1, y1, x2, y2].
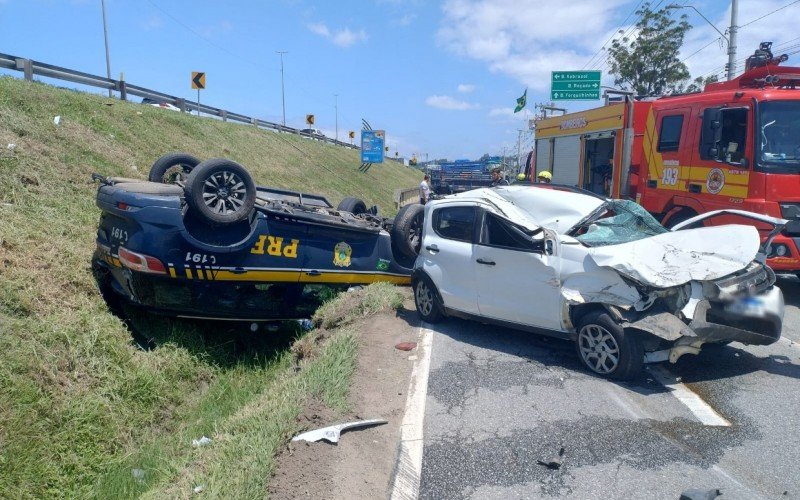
[118, 247, 167, 274]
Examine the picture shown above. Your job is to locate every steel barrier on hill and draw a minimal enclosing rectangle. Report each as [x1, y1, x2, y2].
[0, 52, 359, 150]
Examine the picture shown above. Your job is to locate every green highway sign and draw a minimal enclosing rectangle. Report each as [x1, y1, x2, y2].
[551, 90, 601, 101]
[551, 70, 601, 100]
[551, 81, 600, 91]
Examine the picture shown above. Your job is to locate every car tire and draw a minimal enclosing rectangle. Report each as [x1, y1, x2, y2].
[148, 152, 200, 185]
[414, 275, 444, 323]
[575, 310, 644, 380]
[392, 203, 425, 258]
[664, 209, 699, 229]
[185, 158, 256, 226]
[337, 197, 367, 215]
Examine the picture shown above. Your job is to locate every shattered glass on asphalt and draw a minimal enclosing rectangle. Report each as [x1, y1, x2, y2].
[576, 200, 668, 247]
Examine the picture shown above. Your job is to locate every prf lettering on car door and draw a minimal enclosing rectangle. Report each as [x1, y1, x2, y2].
[250, 235, 299, 258]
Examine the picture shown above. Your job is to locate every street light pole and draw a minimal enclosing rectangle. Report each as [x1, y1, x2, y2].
[666, 2, 738, 80]
[727, 0, 738, 80]
[100, 0, 112, 97]
[334, 93, 339, 142]
[276, 51, 287, 127]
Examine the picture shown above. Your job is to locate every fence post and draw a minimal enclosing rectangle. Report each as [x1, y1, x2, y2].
[176, 98, 186, 113]
[118, 72, 127, 101]
[220, 110, 227, 122]
[251, 118, 258, 126]
[15, 58, 33, 81]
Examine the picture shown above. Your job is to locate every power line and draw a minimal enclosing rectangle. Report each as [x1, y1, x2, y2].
[681, 37, 723, 64]
[739, 0, 800, 28]
[582, 0, 646, 70]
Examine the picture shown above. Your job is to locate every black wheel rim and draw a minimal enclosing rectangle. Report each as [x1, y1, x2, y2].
[407, 212, 423, 254]
[202, 170, 247, 215]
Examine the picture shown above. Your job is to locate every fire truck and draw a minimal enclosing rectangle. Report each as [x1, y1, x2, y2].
[533, 43, 800, 273]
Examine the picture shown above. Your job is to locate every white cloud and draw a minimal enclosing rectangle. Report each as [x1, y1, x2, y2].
[488, 107, 529, 120]
[457, 83, 476, 93]
[307, 22, 330, 37]
[397, 13, 417, 26]
[332, 28, 368, 47]
[143, 15, 163, 31]
[426, 95, 479, 110]
[308, 22, 368, 48]
[437, 0, 629, 90]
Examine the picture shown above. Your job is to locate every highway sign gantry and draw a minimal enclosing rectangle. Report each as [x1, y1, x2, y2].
[551, 70, 600, 101]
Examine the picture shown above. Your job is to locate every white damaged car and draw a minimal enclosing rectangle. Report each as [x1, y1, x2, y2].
[412, 185, 785, 379]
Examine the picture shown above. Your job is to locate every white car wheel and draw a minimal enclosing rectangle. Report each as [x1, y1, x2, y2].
[577, 324, 620, 375]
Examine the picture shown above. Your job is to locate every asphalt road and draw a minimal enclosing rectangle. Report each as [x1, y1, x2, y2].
[418, 276, 800, 500]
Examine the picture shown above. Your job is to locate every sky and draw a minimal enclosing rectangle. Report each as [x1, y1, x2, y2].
[1, 0, 799, 161]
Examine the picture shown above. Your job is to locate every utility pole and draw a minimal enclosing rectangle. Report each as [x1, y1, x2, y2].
[727, 0, 738, 80]
[100, 0, 112, 98]
[276, 51, 287, 127]
[334, 93, 339, 142]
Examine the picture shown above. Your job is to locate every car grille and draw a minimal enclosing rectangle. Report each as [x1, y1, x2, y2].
[708, 262, 774, 301]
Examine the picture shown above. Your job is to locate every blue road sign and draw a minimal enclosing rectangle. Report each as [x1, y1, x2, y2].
[361, 130, 385, 163]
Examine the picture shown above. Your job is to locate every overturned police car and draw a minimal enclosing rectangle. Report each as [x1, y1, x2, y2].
[92, 154, 423, 321]
[412, 185, 786, 379]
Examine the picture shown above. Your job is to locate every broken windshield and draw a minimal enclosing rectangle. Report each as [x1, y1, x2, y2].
[574, 200, 668, 247]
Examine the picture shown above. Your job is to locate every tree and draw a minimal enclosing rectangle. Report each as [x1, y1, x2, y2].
[685, 74, 719, 93]
[607, 3, 692, 96]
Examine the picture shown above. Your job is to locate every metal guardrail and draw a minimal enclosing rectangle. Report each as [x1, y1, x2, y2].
[394, 187, 420, 209]
[0, 52, 359, 150]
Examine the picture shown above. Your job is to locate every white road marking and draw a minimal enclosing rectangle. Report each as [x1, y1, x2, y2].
[390, 323, 434, 500]
[778, 336, 800, 354]
[649, 365, 731, 427]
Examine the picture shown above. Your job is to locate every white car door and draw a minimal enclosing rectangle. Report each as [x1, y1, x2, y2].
[419, 204, 479, 314]
[474, 211, 563, 331]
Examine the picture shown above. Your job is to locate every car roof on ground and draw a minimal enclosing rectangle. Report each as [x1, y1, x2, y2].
[435, 185, 606, 233]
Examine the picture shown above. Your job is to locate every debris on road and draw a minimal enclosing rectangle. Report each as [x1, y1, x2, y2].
[536, 446, 565, 470]
[291, 419, 388, 444]
[191, 436, 212, 448]
[679, 488, 722, 500]
[395, 342, 417, 351]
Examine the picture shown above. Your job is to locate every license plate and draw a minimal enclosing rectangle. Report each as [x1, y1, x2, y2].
[726, 296, 765, 316]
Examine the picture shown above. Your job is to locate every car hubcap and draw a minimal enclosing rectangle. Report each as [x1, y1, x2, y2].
[578, 324, 620, 374]
[408, 212, 423, 254]
[416, 282, 433, 316]
[203, 170, 247, 215]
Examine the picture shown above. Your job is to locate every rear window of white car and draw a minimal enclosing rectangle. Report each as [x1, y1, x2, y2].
[433, 207, 476, 242]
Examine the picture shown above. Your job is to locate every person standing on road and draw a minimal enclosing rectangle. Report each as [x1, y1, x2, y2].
[490, 167, 509, 187]
[419, 174, 431, 204]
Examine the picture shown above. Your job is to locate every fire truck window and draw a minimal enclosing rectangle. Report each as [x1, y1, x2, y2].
[718, 108, 748, 164]
[657, 115, 684, 152]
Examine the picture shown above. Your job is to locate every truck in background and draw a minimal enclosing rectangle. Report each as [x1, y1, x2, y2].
[533, 43, 800, 274]
[427, 157, 504, 194]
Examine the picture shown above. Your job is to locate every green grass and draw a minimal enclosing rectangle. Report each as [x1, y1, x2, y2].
[0, 76, 419, 498]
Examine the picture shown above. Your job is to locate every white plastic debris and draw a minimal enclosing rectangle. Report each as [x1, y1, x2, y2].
[193, 484, 205, 494]
[132, 468, 145, 482]
[297, 319, 313, 331]
[53, 116, 61, 126]
[7, 143, 15, 150]
[291, 419, 387, 444]
[192, 436, 212, 448]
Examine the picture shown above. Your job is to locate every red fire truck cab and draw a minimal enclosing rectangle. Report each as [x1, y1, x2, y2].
[534, 44, 800, 273]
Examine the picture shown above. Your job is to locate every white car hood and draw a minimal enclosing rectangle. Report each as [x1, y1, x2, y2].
[587, 225, 760, 288]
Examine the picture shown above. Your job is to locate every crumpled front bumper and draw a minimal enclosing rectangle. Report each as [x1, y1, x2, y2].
[628, 285, 784, 364]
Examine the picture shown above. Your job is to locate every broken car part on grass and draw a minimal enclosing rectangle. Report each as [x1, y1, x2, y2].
[291, 419, 388, 444]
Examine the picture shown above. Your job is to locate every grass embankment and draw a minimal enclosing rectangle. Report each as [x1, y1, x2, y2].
[0, 76, 417, 498]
